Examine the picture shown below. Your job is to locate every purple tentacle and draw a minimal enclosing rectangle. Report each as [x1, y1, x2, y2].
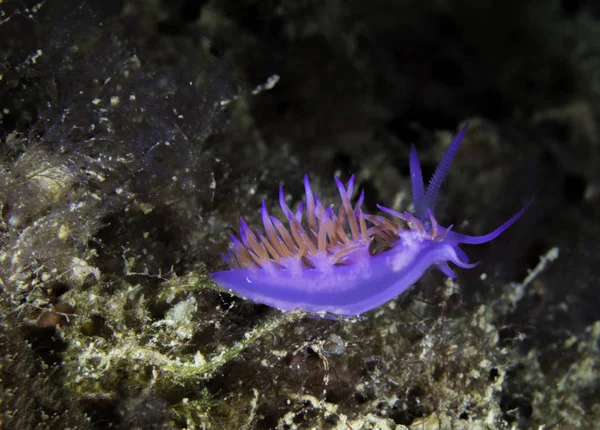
[409, 144, 426, 219]
[438, 263, 457, 278]
[452, 200, 532, 245]
[424, 123, 469, 214]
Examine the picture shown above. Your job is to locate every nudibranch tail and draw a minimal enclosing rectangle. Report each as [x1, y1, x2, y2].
[211, 123, 530, 316]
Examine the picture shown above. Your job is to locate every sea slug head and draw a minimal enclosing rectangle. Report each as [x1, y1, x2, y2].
[211, 123, 530, 317]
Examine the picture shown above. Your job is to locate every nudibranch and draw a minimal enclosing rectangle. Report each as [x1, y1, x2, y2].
[211, 124, 529, 316]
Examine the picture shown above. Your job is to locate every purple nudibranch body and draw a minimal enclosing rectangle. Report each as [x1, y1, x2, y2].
[211, 124, 530, 316]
